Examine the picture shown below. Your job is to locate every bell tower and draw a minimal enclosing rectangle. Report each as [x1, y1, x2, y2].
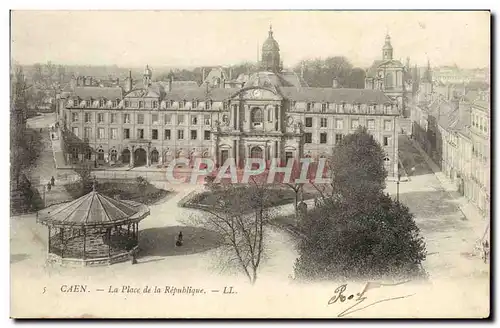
[261, 25, 281, 73]
[382, 34, 393, 61]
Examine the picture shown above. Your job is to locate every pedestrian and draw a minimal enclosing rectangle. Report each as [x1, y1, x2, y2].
[46, 182, 52, 192]
[130, 250, 138, 265]
[176, 231, 183, 247]
[482, 240, 489, 264]
[39, 128, 43, 133]
[50, 176, 55, 186]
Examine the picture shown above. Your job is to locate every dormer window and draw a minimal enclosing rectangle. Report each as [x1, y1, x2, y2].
[306, 103, 312, 111]
[179, 100, 185, 109]
[124, 100, 130, 108]
[291, 101, 296, 109]
[85, 100, 91, 107]
[222, 102, 228, 110]
[152, 100, 158, 108]
[112, 100, 118, 108]
[192, 100, 199, 109]
[321, 103, 328, 112]
[99, 99, 105, 107]
[205, 100, 212, 110]
[138, 101, 144, 109]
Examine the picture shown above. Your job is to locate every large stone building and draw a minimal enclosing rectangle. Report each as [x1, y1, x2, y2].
[58, 26, 400, 178]
[364, 34, 410, 118]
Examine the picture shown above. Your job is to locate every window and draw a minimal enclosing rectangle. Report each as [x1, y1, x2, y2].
[335, 134, 343, 144]
[178, 130, 184, 140]
[110, 149, 117, 161]
[351, 119, 359, 129]
[72, 127, 79, 137]
[305, 133, 312, 143]
[84, 113, 92, 123]
[335, 119, 344, 129]
[152, 101, 158, 108]
[138, 101, 144, 109]
[110, 128, 118, 139]
[320, 118, 328, 128]
[268, 108, 272, 122]
[110, 113, 116, 123]
[72, 113, 79, 122]
[320, 133, 327, 144]
[163, 114, 171, 124]
[223, 102, 228, 110]
[85, 148, 92, 160]
[97, 113, 104, 123]
[123, 128, 130, 139]
[97, 148, 104, 161]
[137, 114, 144, 124]
[164, 129, 171, 140]
[191, 115, 198, 125]
[190, 130, 197, 140]
[307, 102, 314, 111]
[84, 127, 92, 139]
[178, 114, 185, 125]
[285, 151, 293, 162]
[179, 100, 185, 109]
[112, 100, 118, 108]
[98, 128, 105, 139]
[383, 136, 390, 146]
[321, 103, 328, 112]
[204, 130, 211, 140]
[192, 100, 199, 109]
[137, 129, 144, 139]
[251, 108, 263, 127]
[222, 115, 229, 124]
[99, 99, 105, 107]
[152, 129, 158, 140]
[305, 117, 313, 127]
[384, 120, 392, 131]
[152, 114, 159, 124]
[204, 115, 211, 125]
[367, 119, 375, 130]
[85, 100, 91, 107]
[123, 114, 130, 124]
[124, 100, 130, 108]
[205, 101, 212, 110]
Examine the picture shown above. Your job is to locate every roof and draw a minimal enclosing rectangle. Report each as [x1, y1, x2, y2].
[366, 59, 405, 78]
[280, 71, 309, 87]
[73, 87, 122, 100]
[164, 86, 239, 101]
[38, 190, 149, 227]
[279, 87, 392, 104]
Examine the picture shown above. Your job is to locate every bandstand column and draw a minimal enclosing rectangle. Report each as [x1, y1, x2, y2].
[48, 226, 51, 254]
[130, 146, 135, 167]
[108, 227, 111, 257]
[83, 228, 86, 260]
[146, 146, 151, 167]
[60, 228, 64, 258]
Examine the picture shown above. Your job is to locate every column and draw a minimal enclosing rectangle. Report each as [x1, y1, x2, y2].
[130, 146, 135, 167]
[83, 228, 86, 260]
[277, 105, 281, 132]
[235, 139, 240, 168]
[146, 146, 151, 167]
[236, 104, 240, 131]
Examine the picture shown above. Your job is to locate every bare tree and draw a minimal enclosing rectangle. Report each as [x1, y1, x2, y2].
[184, 179, 274, 284]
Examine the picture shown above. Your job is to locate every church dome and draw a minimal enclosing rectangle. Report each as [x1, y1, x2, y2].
[383, 34, 393, 50]
[144, 65, 152, 77]
[262, 25, 280, 52]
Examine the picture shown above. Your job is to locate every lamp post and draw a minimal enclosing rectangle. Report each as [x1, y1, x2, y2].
[396, 172, 401, 203]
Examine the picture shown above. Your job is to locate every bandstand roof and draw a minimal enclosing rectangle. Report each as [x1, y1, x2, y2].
[38, 190, 149, 228]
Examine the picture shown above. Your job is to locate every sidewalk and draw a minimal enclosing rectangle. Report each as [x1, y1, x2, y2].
[410, 138, 487, 225]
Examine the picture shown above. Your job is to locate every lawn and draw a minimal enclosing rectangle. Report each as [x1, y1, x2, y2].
[64, 179, 170, 205]
[184, 185, 317, 213]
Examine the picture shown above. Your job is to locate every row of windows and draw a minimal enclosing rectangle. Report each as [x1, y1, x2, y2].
[304, 117, 393, 130]
[292, 102, 394, 114]
[472, 114, 488, 133]
[70, 112, 219, 126]
[69, 99, 223, 110]
[303, 132, 392, 146]
[71, 127, 212, 141]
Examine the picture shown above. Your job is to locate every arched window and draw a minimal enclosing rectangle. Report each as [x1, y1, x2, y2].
[251, 107, 263, 127]
[110, 149, 117, 161]
[71, 147, 78, 159]
[97, 148, 104, 161]
[250, 146, 263, 159]
[85, 148, 92, 160]
[385, 72, 394, 88]
[151, 149, 159, 164]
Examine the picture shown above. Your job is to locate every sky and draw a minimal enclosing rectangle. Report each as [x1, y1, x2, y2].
[10, 11, 490, 69]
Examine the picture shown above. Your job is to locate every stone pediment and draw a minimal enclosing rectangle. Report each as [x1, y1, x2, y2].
[378, 60, 404, 69]
[232, 87, 283, 101]
[124, 88, 160, 99]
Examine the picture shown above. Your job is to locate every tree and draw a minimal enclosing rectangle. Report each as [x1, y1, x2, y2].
[328, 126, 387, 207]
[294, 194, 426, 280]
[184, 180, 274, 284]
[347, 67, 366, 88]
[294, 127, 426, 281]
[74, 164, 93, 195]
[293, 56, 355, 88]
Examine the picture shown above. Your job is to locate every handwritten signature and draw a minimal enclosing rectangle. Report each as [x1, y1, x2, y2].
[327, 280, 415, 317]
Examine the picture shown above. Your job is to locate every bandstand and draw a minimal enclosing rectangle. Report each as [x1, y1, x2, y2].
[37, 185, 150, 266]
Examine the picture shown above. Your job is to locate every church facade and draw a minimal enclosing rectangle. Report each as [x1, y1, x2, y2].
[58, 26, 400, 178]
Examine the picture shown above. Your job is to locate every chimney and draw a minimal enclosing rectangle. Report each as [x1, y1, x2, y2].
[168, 74, 173, 92]
[332, 77, 339, 88]
[229, 67, 233, 80]
[127, 70, 132, 92]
